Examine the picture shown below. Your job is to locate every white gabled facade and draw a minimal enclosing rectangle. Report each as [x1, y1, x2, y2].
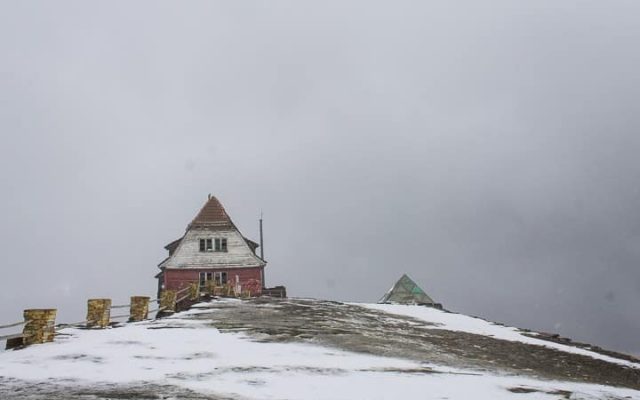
[160, 227, 265, 269]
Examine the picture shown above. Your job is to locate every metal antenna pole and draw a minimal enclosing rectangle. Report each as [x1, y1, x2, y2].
[259, 212, 265, 288]
[259, 212, 264, 260]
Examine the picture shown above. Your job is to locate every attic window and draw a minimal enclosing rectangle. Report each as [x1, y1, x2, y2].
[199, 239, 213, 252]
[215, 238, 228, 252]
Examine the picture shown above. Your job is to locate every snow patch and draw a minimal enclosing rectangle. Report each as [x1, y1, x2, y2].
[361, 303, 640, 369]
[0, 304, 638, 399]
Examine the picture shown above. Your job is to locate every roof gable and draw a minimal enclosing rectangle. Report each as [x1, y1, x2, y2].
[158, 195, 266, 270]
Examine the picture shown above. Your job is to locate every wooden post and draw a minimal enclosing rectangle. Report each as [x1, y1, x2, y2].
[189, 282, 199, 301]
[159, 290, 176, 313]
[129, 296, 150, 322]
[23, 309, 57, 346]
[86, 299, 111, 328]
[224, 283, 234, 297]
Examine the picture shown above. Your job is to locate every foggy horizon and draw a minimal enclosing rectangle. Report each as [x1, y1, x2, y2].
[1, 1, 639, 356]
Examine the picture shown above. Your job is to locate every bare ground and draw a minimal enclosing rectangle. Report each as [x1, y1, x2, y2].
[1, 297, 639, 399]
[186, 298, 640, 389]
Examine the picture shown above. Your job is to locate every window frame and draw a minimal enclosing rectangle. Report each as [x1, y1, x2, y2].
[214, 238, 228, 252]
[214, 271, 228, 285]
[200, 238, 227, 252]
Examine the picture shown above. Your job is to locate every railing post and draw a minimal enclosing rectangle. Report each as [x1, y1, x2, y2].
[129, 296, 150, 322]
[189, 282, 199, 301]
[23, 309, 57, 345]
[159, 290, 176, 313]
[86, 299, 112, 328]
[212, 285, 222, 296]
[224, 283, 234, 297]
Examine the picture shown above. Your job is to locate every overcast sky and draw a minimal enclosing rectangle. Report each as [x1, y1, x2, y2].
[1, 1, 639, 355]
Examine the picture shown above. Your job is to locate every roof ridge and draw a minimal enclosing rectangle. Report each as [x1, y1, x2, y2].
[187, 195, 235, 230]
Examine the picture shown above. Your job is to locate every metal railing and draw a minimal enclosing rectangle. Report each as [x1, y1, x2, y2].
[1, 296, 164, 345]
[3, 279, 280, 349]
[0, 320, 29, 342]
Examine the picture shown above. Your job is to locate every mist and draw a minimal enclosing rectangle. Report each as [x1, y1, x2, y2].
[1, 1, 639, 354]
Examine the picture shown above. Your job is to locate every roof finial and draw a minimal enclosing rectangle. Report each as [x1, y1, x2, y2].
[208, 193, 211, 200]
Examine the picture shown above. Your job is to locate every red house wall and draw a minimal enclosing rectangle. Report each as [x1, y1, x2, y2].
[163, 267, 263, 295]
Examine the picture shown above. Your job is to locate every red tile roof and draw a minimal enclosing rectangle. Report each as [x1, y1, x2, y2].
[188, 195, 234, 229]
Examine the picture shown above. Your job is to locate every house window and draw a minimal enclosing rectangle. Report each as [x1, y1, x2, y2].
[201, 271, 227, 288]
[214, 271, 228, 285]
[215, 238, 228, 252]
[199, 239, 213, 252]
[199, 272, 213, 288]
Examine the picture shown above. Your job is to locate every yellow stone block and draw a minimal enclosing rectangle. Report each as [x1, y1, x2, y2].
[129, 296, 150, 322]
[23, 309, 57, 345]
[86, 299, 111, 328]
[160, 290, 176, 312]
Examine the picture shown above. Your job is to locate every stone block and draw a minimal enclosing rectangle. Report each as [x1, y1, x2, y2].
[23, 309, 57, 345]
[129, 296, 150, 322]
[160, 290, 176, 313]
[86, 299, 111, 328]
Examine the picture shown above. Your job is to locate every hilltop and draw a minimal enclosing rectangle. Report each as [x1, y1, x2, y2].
[1, 298, 639, 399]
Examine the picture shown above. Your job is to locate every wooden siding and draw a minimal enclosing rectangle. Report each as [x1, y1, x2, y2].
[164, 267, 263, 294]
[161, 227, 265, 269]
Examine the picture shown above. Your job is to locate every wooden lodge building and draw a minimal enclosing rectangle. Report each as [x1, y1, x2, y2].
[155, 195, 268, 297]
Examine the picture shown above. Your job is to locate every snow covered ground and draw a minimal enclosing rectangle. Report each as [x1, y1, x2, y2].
[363, 303, 640, 369]
[0, 299, 639, 399]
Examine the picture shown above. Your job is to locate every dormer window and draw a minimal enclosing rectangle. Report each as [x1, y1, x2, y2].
[199, 238, 227, 252]
[199, 238, 213, 252]
[215, 238, 228, 252]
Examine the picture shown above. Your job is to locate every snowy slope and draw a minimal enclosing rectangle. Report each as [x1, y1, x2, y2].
[363, 303, 640, 369]
[0, 299, 638, 400]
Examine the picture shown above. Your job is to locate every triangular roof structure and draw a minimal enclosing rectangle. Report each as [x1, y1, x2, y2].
[379, 274, 435, 305]
[158, 194, 265, 271]
[188, 195, 234, 229]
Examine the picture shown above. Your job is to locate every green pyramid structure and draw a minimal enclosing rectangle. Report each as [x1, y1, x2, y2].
[379, 274, 435, 305]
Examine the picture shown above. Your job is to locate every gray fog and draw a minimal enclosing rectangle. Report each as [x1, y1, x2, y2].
[1, 1, 639, 355]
